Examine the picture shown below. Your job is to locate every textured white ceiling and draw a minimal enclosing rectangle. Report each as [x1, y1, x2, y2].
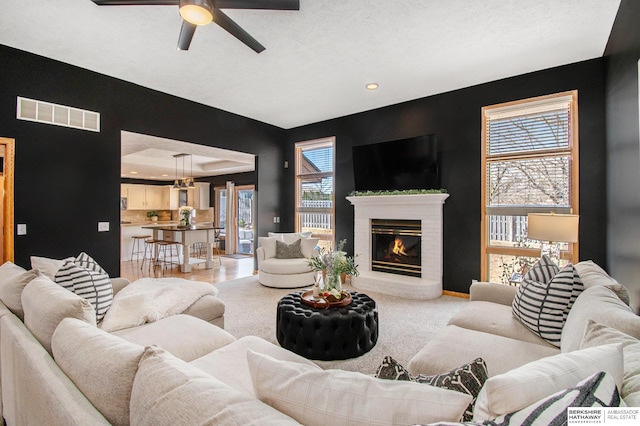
[0, 0, 620, 129]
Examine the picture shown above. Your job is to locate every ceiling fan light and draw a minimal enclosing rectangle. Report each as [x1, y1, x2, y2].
[179, 0, 213, 26]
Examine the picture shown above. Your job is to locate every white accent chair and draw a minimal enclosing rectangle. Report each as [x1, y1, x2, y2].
[256, 233, 319, 288]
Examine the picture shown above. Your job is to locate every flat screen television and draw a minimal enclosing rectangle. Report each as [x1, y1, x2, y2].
[352, 134, 439, 191]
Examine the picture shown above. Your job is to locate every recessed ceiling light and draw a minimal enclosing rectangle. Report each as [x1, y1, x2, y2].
[162, 174, 169, 177]
[130, 171, 138, 174]
[366, 83, 379, 90]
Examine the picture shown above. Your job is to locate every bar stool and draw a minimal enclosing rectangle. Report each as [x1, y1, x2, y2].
[140, 238, 159, 272]
[156, 241, 181, 275]
[131, 235, 151, 262]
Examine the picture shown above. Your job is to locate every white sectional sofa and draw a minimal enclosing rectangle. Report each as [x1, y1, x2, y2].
[0, 257, 638, 425]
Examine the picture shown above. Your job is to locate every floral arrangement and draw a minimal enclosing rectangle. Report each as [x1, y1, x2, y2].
[308, 239, 359, 297]
[179, 206, 194, 225]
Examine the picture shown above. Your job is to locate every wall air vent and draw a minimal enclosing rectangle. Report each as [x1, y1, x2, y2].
[16, 97, 100, 132]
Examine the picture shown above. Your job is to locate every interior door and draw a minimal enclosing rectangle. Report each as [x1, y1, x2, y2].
[0, 138, 15, 263]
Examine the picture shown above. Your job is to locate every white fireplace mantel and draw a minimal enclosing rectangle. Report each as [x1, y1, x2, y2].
[346, 193, 449, 299]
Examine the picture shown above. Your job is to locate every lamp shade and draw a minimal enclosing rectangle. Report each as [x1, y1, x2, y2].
[527, 213, 579, 243]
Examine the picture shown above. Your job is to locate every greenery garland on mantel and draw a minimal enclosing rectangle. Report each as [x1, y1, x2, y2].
[348, 189, 448, 197]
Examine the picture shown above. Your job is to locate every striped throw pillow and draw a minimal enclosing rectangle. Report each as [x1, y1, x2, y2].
[74, 251, 107, 275]
[426, 371, 621, 426]
[55, 258, 113, 321]
[512, 262, 584, 347]
[524, 255, 559, 284]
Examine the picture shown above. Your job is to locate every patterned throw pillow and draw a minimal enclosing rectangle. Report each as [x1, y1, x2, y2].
[375, 356, 488, 422]
[54, 253, 113, 321]
[275, 239, 304, 259]
[512, 261, 584, 347]
[423, 371, 621, 426]
[523, 255, 559, 284]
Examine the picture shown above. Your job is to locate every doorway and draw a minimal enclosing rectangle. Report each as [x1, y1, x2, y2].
[0, 138, 15, 263]
[235, 185, 254, 255]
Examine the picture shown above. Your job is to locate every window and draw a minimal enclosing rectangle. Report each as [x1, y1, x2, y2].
[481, 91, 579, 284]
[295, 137, 335, 251]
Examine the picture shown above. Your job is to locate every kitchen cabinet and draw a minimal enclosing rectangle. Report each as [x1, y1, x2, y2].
[121, 184, 164, 210]
[188, 182, 210, 209]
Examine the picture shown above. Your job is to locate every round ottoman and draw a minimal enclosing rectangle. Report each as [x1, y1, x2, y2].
[276, 291, 378, 360]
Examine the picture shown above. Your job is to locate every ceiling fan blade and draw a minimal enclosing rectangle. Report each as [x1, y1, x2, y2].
[91, 0, 178, 5]
[211, 8, 265, 53]
[177, 21, 197, 50]
[213, 0, 299, 10]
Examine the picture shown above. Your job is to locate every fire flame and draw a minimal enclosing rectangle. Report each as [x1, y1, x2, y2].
[392, 238, 408, 256]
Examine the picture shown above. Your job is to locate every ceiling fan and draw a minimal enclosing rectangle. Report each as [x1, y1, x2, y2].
[90, 0, 300, 53]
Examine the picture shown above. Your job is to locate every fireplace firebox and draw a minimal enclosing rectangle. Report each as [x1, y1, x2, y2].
[371, 219, 421, 278]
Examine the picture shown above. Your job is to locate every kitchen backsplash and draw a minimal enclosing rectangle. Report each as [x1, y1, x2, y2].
[121, 208, 214, 224]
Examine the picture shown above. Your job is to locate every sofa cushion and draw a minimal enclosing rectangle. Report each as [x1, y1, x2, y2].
[408, 325, 559, 377]
[190, 335, 318, 396]
[130, 346, 301, 426]
[30, 255, 75, 280]
[52, 318, 145, 426]
[21, 275, 96, 354]
[472, 343, 624, 421]
[511, 263, 583, 347]
[448, 301, 557, 347]
[247, 351, 471, 425]
[580, 319, 640, 406]
[575, 260, 631, 305]
[112, 314, 235, 362]
[259, 257, 313, 275]
[375, 356, 487, 422]
[55, 257, 113, 321]
[0, 261, 40, 320]
[561, 285, 640, 353]
[275, 239, 304, 259]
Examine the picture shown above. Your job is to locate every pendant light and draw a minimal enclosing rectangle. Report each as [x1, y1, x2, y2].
[172, 154, 181, 189]
[179, 155, 188, 189]
[188, 154, 196, 188]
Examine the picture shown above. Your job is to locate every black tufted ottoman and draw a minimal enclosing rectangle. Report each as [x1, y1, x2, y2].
[276, 291, 378, 361]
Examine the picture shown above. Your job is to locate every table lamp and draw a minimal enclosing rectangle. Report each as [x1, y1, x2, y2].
[527, 213, 579, 263]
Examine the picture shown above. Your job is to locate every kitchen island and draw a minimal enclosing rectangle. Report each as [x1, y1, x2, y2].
[142, 224, 222, 273]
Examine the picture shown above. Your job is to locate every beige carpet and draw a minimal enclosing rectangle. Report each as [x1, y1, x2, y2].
[214, 276, 468, 374]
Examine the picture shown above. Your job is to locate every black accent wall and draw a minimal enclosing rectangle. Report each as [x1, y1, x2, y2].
[286, 60, 607, 294]
[604, 0, 640, 311]
[0, 45, 286, 276]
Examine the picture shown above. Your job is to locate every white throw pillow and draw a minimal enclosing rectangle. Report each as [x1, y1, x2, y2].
[258, 237, 279, 259]
[30, 255, 74, 280]
[472, 343, 624, 421]
[580, 319, 640, 406]
[130, 346, 301, 426]
[300, 238, 319, 258]
[268, 232, 312, 244]
[247, 350, 471, 425]
[575, 260, 631, 305]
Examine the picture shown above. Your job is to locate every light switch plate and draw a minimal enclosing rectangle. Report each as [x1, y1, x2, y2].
[98, 222, 110, 232]
[17, 224, 27, 235]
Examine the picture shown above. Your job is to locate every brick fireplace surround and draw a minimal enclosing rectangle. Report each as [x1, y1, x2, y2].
[346, 193, 449, 299]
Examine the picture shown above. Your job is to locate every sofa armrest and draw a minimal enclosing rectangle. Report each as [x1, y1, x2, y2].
[110, 278, 130, 296]
[256, 246, 266, 263]
[469, 282, 517, 306]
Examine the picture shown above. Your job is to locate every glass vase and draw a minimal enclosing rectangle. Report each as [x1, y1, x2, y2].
[324, 267, 342, 293]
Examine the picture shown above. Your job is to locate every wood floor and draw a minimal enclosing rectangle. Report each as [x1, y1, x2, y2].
[119, 254, 255, 284]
